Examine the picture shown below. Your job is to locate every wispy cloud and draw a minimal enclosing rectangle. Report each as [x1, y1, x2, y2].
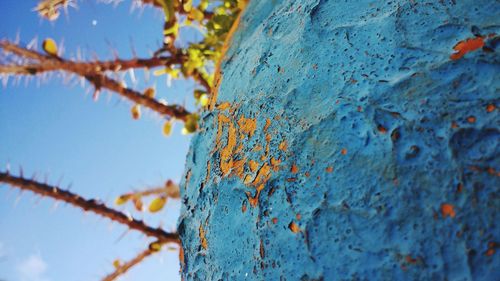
[17, 253, 51, 281]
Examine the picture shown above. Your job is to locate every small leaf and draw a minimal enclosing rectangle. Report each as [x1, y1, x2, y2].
[149, 241, 163, 252]
[199, 94, 209, 107]
[163, 120, 173, 136]
[112, 259, 122, 269]
[183, 113, 199, 134]
[131, 104, 141, 120]
[149, 197, 167, 213]
[42, 38, 58, 56]
[115, 195, 131, 206]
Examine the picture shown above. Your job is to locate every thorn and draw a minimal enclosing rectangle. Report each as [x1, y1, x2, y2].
[19, 166, 23, 178]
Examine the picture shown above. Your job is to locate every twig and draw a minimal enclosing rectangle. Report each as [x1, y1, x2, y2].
[102, 242, 163, 281]
[0, 171, 179, 244]
[0, 40, 192, 120]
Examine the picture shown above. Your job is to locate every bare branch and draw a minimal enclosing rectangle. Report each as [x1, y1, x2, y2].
[0, 171, 179, 244]
[0, 40, 192, 120]
[120, 180, 180, 200]
[102, 242, 164, 281]
[85, 73, 191, 120]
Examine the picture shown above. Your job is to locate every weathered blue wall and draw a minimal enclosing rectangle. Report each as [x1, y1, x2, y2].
[179, 0, 499, 280]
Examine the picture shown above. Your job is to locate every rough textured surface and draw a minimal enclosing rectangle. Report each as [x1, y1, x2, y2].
[179, 0, 500, 280]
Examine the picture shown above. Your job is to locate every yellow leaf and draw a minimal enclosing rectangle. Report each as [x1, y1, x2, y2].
[183, 0, 193, 12]
[149, 197, 167, 213]
[112, 259, 122, 269]
[131, 104, 141, 120]
[42, 38, 58, 56]
[163, 121, 173, 136]
[199, 94, 209, 107]
[149, 241, 163, 252]
[115, 195, 131, 206]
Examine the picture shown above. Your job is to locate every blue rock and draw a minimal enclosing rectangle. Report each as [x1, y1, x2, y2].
[179, 0, 500, 280]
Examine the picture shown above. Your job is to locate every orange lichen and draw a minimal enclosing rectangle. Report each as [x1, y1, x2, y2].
[231, 158, 246, 178]
[220, 122, 237, 176]
[242, 201, 247, 213]
[264, 118, 271, 132]
[278, 141, 288, 152]
[270, 157, 281, 171]
[272, 217, 278, 224]
[456, 183, 463, 193]
[485, 242, 497, 256]
[179, 247, 185, 268]
[441, 203, 456, 218]
[238, 116, 257, 137]
[405, 255, 418, 264]
[249, 160, 260, 172]
[253, 163, 271, 186]
[326, 166, 333, 173]
[253, 145, 263, 152]
[291, 163, 299, 174]
[289, 222, 300, 233]
[217, 102, 231, 110]
[199, 224, 208, 249]
[451, 121, 459, 129]
[485, 248, 495, 256]
[377, 125, 388, 134]
[305, 171, 310, 177]
[296, 213, 301, 220]
[467, 116, 476, 123]
[341, 148, 348, 155]
[450, 36, 485, 60]
[486, 104, 496, 113]
[246, 187, 263, 208]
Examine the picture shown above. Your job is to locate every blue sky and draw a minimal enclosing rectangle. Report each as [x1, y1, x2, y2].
[0, 1, 194, 280]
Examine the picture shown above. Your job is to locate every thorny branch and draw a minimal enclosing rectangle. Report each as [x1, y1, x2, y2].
[101, 241, 165, 281]
[0, 40, 192, 120]
[0, 171, 179, 244]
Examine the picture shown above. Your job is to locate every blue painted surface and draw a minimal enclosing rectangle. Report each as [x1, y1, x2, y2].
[179, 0, 500, 280]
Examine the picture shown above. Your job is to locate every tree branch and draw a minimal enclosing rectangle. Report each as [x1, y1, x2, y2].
[102, 242, 164, 281]
[0, 40, 192, 120]
[0, 171, 179, 244]
[121, 180, 180, 200]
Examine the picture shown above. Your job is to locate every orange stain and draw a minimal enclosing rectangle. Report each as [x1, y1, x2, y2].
[467, 116, 476, 123]
[279, 141, 288, 152]
[441, 203, 456, 218]
[291, 163, 299, 173]
[199, 225, 208, 249]
[217, 102, 231, 110]
[272, 217, 278, 224]
[377, 125, 388, 134]
[238, 116, 257, 137]
[450, 36, 485, 60]
[289, 222, 300, 233]
[263, 118, 271, 132]
[341, 148, 348, 155]
[326, 166, 334, 173]
[486, 104, 496, 113]
[249, 160, 260, 172]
